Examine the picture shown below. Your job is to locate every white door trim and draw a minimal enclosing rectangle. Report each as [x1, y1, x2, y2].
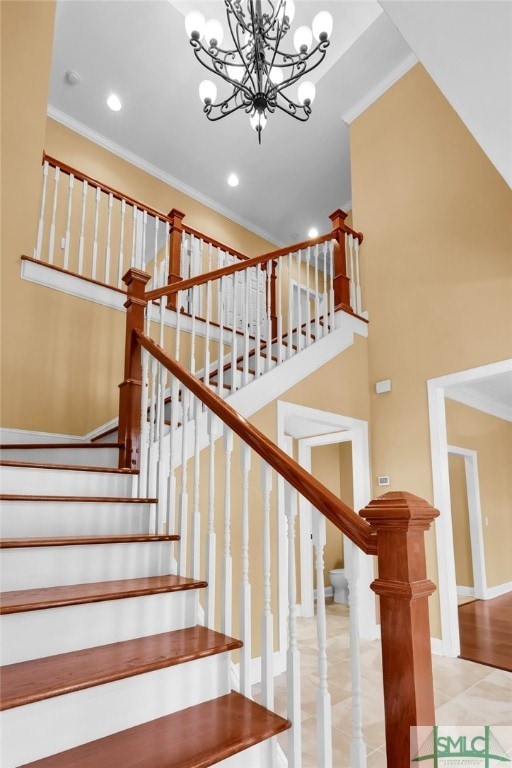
[447, 446, 487, 600]
[276, 401, 377, 640]
[427, 358, 512, 657]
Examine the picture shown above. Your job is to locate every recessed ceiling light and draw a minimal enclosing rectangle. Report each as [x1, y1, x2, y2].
[227, 173, 239, 187]
[308, 227, 319, 238]
[107, 93, 122, 112]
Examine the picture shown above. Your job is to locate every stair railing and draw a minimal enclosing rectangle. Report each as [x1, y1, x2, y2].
[118, 266, 439, 767]
[30, 155, 248, 295]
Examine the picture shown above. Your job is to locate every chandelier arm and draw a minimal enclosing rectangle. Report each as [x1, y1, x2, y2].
[204, 92, 252, 121]
[226, 7, 258, 95]
[191, 40, 255, 102]
[274, 93, 311, 121]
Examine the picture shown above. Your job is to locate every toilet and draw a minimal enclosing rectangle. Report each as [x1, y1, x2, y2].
[329, 568, 349, 604]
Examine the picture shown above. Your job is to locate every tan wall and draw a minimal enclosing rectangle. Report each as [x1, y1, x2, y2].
[446, 400, 512, 589]
[0, 10, 276, 435]
[447, 454, 473, 588]
[350, 63, 512, 636]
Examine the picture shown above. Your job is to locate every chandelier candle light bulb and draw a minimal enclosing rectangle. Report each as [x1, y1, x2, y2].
[184, 0, 332, 143]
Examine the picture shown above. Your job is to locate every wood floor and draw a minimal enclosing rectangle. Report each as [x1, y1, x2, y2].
[458, 592, 512, 672]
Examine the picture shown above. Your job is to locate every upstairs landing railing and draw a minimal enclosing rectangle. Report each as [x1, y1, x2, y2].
[117, 266, 439, 768]
[30, 155, 365, 322]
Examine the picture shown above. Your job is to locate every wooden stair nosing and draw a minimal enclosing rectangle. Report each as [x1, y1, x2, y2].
[0, 494, 157, 503]
[0, 534, 179, 548]
[20, 691, 291, 768]
[0, 460, 137, 474]
[1, 626, 242, 711]
[0, 574, 207, 615]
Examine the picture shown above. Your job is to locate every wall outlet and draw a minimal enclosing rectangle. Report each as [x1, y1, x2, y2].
[377, 475, 390, 486]
[60, 237, 66, 250]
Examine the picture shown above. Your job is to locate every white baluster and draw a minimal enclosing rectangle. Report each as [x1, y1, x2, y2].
[190, 284, 197, 382]
[138, 347, 150, 500]
[78, 179, 88, 275]
[313, 510, 332, 768]
[314, 243, 320, 341]
[346, 541, 367, 768]
[296, 249, 303, 351]
[204, 277, 211, 390]
[231, 272, 238, 392]
[155, 297, 167, 532]
[266, 260, 272, 372]
[48, 166, 60, 265]
[222, 427, 233, 637]
[191, 394, 201, 580]
[91, 185, 101, 279]
[130, 206, 138, 270]
[140, 210, 148, 272]
[305, 246, 312, 347]
[103, 192, 113, 284]
[255, 263, 262, 377]
[152, 215, 159, 287]
[63, 173, 74, 271]
[287, 253, 294, 360]
[163, 220, 170, 292]
[276, 258, 284, 364]
[285, 483, 302, 767]
[208, 242, 213, 272]
[354, 238, 362, 315]
[205, 411, 217, 629]
[218, 276, 225, 397]
[117, 199, 126, 288]
[34, 160, 49, 261]
[243, 270, 250, 385]
[239, 443, 252, 696]
[166, 371, 179, 539]
[329, 240, 336, 332]
[178, 388, 190, 576]
[261, 462, 274, 709]
[147, 355, 158, 503]
[322, 245, 329, 338]
[347, 234, 356, 312]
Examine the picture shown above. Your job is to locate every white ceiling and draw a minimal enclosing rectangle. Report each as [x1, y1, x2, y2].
[445, 370, 512, 422]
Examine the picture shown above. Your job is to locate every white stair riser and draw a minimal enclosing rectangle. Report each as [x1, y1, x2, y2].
[0, 447, 119, 467]
[0, 466, 135, 496]
[1, 541, 176, 590]
[1, 590, 198, 664]
[0, 500, 152, 536]
[0, 653, 231, 767]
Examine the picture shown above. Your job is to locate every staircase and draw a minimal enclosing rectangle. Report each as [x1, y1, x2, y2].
[0, 452, 290, 766]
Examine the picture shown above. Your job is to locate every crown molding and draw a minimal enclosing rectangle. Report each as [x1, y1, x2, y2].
[445, 384, 512, 423]
[342, 52, 418, 125]
[47, 105, 282, 247]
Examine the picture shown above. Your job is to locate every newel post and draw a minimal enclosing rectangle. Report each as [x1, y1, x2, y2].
[167, 208, 185, 311]
[329, 208, 352, 313]
[360, 492, 440, 767]
[118, 268, 151, 470]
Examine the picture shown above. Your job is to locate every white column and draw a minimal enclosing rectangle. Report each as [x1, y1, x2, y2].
[346, 540, 367, 768]
[261, 462, 274, 710]
[313, 510, 332, 768]
[34, 160, 49, 261]
[239, 443, 252, 696]
[222, 427, 233, 637]
[205, 411, 217, 629]
[285, 483, 302, 768]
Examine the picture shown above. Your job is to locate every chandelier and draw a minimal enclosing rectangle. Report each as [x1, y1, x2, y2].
[184, 0, 333, 143]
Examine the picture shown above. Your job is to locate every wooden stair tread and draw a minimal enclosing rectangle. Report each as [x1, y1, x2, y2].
[21, 691, 290, 767]
[0, 442, 122, 450]
[0, 460, 137, 473]
[0, 574, 207, 615]
[0, 535, 179, 548]
[1, 626, 242, 711]
[0, 494, 157, 503]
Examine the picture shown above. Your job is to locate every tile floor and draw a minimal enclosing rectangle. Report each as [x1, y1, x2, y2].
[253, 600, 512, 767]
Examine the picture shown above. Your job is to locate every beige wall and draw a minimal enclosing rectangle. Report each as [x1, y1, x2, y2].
[350, 63, 512, 636]
[448, 454, 473, 588]
[446, 400, 512, 589]
[0, 6, 275, 435]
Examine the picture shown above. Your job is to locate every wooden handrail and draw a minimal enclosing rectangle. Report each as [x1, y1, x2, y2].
[135, 328, 377, 556]
[146, 231, 337, 302]
[182, 223, 250, 262]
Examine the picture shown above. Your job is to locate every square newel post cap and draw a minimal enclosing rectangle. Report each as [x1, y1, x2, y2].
[167, 209, 186, 230]
[329, 209, 349, 230]
[122, 268, 151, 290]
[360, 491, 440, 532]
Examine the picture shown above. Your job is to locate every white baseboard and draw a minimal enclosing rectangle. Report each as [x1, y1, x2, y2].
[485, 580, 512, 599]
[430, 637, 444, 656]
[313, 586, 334, 599]
[0, 427, 85, 444]
[456, 586, 475, 597]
